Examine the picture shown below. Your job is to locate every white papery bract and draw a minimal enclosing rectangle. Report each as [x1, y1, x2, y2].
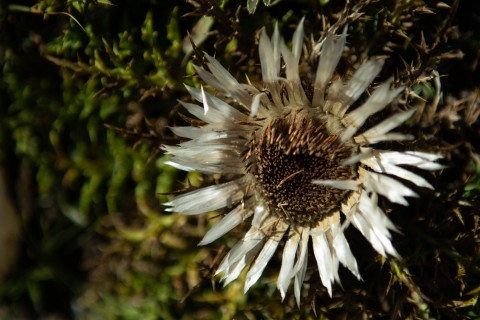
[163, 20, 443, 305]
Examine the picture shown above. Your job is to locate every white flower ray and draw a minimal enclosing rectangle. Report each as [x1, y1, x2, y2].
[244, 221, 288, 293]
[164, 179, 245, 215]
[293, 228, 309, 307]
[355, 108, 417, 144]
[332, 59, 385, 118]
[277, 229, 299, 300]
[360, 168, 418, 205]
[313, 26, 347, 107]
[330, 220, 361, 280]
[198, 203, 252, 246]
[311, 226, 339, 297]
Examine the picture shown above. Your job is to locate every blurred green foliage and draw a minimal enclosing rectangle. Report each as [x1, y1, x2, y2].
[0, 0, 479, 319]
[1, 0, 189, 317]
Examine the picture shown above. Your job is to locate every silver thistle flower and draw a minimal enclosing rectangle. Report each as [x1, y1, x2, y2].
[163, 20, 443, 305]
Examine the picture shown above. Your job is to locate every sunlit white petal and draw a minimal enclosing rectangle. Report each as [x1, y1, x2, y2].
[311, 227, 338, 297]
[245, 222, 288, 292]
[165, 180, 245, 214]
[199, 204, 251, 246]
[313, 27, 347, 107]
[360, 168, 418, 205]
[357, 108, 417, 144]
[277, 230, 299, 300]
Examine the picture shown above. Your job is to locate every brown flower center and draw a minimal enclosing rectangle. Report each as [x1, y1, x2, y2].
[246, 114, 356, 227]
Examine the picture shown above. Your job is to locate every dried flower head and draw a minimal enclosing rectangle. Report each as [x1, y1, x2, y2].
[163, 20, 443, 305]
